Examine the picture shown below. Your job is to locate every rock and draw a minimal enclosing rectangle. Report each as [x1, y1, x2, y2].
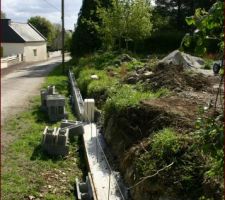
[126, 77, 138, 84]
[28, 196, 35, 200]
[143, 71, 153, 77]
[137, 67, 146, 74]
[159, 50, 205, 68]
[90, 75, 99, 80]
[174, 87, 182, 93]
[119, 54, 136, 62]
[114, 59, 122, 66]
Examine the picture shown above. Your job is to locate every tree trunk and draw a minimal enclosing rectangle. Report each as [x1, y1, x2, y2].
[177, 0, 181, 28]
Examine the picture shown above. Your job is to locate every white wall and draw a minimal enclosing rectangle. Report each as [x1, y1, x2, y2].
[24, 42, 47, 62]
[1, 43, 24, 57]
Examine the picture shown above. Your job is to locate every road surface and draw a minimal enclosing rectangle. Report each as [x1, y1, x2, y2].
[1, 56, 70, 152]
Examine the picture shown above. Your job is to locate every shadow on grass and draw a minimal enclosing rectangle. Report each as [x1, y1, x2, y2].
[31, 105, 58, 125]
[30, 144, 65, 162]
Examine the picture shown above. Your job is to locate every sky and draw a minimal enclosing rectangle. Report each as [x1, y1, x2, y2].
[2, 0, 83, 30]
[2, 0, 155, 31]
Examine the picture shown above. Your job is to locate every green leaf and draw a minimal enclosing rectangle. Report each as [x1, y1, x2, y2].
[185, 17, 195, 25]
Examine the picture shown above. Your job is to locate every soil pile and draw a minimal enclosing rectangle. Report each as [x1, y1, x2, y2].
[148, 63, 212, 92]
[124, 63, 212, 92]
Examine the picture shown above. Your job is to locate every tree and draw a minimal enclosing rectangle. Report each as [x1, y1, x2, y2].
[94, 0, 153, 51]
[154, 0, 217, 30]
[71, 0, 111, 57]
[182, 1, 224, 55]
[28, 16, 55, 46]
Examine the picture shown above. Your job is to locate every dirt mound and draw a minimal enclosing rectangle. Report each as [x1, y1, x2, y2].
[150, 63, 212, 92]
[104, 96, 199, 157]
[124, 63, 212, 92]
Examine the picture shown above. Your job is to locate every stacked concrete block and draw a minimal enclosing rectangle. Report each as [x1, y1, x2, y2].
[40, 85, 57, 110]
[60, 120, 84, 137]
[42, 126, 69, 156]
[83, 99, 95, 122]
[46, 94, 67, 121]
[40, 85, 67, 121]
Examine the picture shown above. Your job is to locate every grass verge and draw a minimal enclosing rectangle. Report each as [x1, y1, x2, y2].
[2, 64, 82, 200]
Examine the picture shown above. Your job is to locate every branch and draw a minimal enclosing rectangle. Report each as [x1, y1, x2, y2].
[128, 162, 174, 190]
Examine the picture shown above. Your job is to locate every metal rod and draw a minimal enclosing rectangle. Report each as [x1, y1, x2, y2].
[61, 0, 65, 73]
[108, 172, 111, 200]
[96, 127, 98, 162]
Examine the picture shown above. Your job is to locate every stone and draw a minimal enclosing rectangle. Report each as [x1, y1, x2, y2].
[143, 71, 153, 77]
[119, 54, 136, 62]
[126, 76, 138, 84]
[90, 75, 99, 80]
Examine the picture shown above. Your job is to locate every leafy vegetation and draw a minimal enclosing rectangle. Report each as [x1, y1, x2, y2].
[194, 108, 224, 180]
[70, 0, 111, 57]
[182, 1, 224, 55]
[2, 65, 82, 200]
[93, 0, 153, 50]
[28, 16, 56, 46]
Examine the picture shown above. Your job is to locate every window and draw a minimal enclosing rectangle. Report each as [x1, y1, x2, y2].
[33, 49, 37, 56]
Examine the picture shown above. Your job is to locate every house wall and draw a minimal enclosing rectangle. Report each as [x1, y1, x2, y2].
[1, 43, 24, 57]
[24, 42, 47, 62]
[2, 42, 47, 62]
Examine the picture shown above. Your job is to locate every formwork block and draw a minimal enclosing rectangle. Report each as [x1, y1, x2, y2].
[60, 120, 84, 136]
[46, 95, 67, 122]
[42, 127, 69, 156]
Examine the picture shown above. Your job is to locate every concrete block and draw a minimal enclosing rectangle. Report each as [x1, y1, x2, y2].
[42, 127, 69, 156]
[47, 85, 56, 95]
[46, 95, 67, 122]
[84, 99, 95, 122]
[76, 174, 93, 200]
[60, 120, 84, 136]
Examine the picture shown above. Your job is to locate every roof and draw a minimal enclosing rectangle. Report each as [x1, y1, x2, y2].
[1, 19, 46, 43]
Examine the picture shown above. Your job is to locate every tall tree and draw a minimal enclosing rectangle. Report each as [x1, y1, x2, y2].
[154, 0, 217, 30]
[86, 0, 153, 51]
[28, 16, 55, 46]
[71, 0, 111, 57]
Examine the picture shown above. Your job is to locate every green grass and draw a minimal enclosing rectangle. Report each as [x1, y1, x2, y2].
[103, 84, 168, 121]
[2, 64, 82, 200]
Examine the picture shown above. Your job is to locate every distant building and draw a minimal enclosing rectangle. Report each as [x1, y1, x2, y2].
[1, 19, 47, 62]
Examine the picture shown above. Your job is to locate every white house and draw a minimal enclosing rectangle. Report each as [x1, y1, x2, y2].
[1, 19, 47, 62]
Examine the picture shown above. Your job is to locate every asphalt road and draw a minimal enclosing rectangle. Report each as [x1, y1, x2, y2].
[1, 56, 70, 152]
